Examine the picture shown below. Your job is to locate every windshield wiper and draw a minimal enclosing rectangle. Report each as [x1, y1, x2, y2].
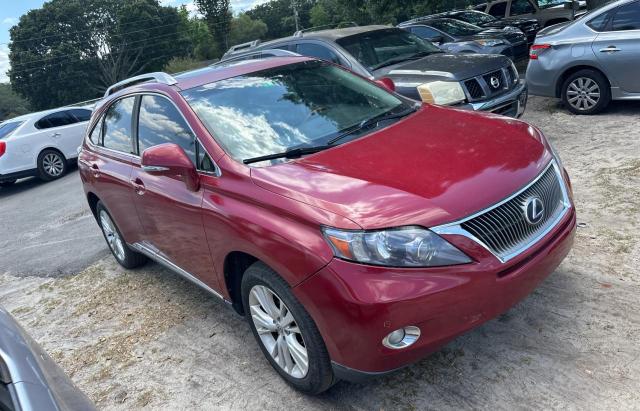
[243, 145, 332, 165]
[326, 105, 418, 146]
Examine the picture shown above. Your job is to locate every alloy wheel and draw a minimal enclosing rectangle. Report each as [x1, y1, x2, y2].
[99, 210, 126, 262]
[42, 153, 65, 177]
[249, 285, 309, 378]
[566, 77, 600, 111]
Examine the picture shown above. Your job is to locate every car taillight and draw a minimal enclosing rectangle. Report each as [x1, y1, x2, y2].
[530, 44, 551, 60]
[375, 77, 395, 92]
[0, 141, 6, 157]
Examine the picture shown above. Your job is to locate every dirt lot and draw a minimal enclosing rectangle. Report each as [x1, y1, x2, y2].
[1, 96, 639, 410]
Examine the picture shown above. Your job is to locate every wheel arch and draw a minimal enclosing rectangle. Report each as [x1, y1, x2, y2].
[223, 251, 259, 315]
[555, 65, 610, 98]
[36, 146, 67, 168]
[86, 191, 100, 219]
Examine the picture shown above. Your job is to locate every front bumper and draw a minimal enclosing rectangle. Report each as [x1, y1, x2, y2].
[462, 80, 528, 118]
[294, 205, 576, 379]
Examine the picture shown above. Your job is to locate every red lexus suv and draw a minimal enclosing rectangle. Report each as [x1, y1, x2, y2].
[79, 57, 576, 394]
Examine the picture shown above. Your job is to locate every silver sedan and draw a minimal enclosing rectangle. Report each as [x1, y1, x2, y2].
[526, 0, 640, 114]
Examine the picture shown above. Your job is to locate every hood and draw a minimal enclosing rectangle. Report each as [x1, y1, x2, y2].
[375, 52, 510, 83]
[250, 105, 552, 229]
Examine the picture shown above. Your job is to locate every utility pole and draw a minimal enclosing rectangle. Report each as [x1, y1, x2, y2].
[292, 0, 300, 31]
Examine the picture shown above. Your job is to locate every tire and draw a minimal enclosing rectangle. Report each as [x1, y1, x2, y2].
[37, 149, 67, 181]
[241, 262, 335, 394]
[0, 180, 17, 187]
[561, 69, 611, 115]
[96, 201, 147, 269]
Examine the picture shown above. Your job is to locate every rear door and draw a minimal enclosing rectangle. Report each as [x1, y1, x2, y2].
[34, 111, 81, 159]
[592, 1, 640, 93]
[129, 94, 217, 286]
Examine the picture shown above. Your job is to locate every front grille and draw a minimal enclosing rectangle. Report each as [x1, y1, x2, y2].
[459, 163, 567, 261]
[465, 79, 484, 99]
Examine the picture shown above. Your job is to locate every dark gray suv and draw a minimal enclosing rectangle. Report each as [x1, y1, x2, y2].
[220, 26, 528, 118]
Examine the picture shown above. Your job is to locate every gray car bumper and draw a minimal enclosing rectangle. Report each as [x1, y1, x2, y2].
[459, 80, 528, 118]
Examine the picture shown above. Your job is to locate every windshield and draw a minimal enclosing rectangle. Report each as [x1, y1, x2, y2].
[426, 19, 485, 36]
[0, 121, 23, 139]
[336, 28, 442, 71]
[538, 0, 566, 8]
[457, 11, 496, 24]
[181, 61, 408, 166]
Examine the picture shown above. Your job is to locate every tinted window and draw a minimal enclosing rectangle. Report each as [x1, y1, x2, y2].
[296, 43, 341, 64]
[197, 141, 216, 172]
[587, 11, 612, 31]
[458, 11, 495, 24]
[0, 121, 23, 139]
[89, 118, 102, 145]
[137, 95, 196, 161]
[511, 0, 536, 15]
[410, 26, 442, 39]
[336, 29, 442, 70]
[181, 61, 408, 166]
[35, 111, 74, 129]
[103, 97, 135, 153]
[69, 109, 92, 122]
[426, 19, 484, 36]
[488, 1, 507, 17]
[612, 1, 640, 30]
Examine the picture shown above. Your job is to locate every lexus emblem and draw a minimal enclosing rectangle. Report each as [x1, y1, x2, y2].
[490, 76, 500, 89]
[524, 197, 544, 225]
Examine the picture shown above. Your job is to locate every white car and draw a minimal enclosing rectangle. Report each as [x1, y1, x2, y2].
[0, 106, 92, 186]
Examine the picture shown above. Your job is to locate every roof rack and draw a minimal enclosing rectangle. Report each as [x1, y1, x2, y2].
[293, 21, 358, 37]
[225, 40, 262, 56]
[104, 72, 178, 97]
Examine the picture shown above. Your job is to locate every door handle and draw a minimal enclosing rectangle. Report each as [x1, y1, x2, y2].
[52, 132, 61, 138]
[131, 178, 146, 196]
[91, 164, 100, 178]
[599, 46, 621, 53]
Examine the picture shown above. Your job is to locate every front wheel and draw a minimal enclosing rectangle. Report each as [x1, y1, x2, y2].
[96, 201, 147, 269]
[241, 262, 335, 394]
[561, 69, 611, 115]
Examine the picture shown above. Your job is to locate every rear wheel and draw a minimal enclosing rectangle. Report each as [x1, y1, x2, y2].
[561, 69, 610, 115]
[37, 149, 67, 181]
[96, 202, 147, 269]
[241, 262, 335, 394]
[0, 180, 16, 187]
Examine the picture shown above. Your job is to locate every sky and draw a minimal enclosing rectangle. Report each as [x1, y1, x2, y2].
[0, 0, 269, 83]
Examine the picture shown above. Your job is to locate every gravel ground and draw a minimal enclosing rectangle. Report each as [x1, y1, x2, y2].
[0, 96, 639, 410]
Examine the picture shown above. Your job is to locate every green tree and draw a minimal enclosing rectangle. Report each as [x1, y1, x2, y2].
[246, 0, 314, 39]
[228, 14, 268, 46]
[195, 0, 232, 55]
[0, 84, 30, 121]
[309, 3, 331, 27]
[9, 0, 189, 110]
[177, 5, 219, 60]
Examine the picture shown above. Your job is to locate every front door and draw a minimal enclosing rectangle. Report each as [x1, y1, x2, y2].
[129, 94, 217, 286]
[592, 1, 640, 93]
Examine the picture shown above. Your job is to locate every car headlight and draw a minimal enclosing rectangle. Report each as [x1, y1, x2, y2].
[322, 226, 471, 267]
[417, 81, 466, 105]
[475, 38, 506, 47]
[547, 137, 564, 171]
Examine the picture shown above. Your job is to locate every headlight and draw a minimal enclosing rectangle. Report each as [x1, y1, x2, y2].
[547, 137, 564, 171]
[322, 226, 472, 267]
[475, 38, 506, 47]
[510, 60, 519, 83]
[417, 81, 466, 105]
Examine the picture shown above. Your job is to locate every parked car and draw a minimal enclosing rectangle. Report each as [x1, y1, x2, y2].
[431, 9, 540, 44]
[0, 306, 96, 410]
[79, 61, 576, 393]
[475, 0, 587, 27]
[526, 0, 640, 114]
[398, 17, 529, 60]
[0, 107, 92, 186]
[220, 26, 528, 118]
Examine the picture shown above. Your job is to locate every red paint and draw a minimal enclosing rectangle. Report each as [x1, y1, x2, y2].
[80, 58, 576, 376]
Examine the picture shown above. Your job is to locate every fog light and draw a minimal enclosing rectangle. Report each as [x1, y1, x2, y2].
[382, 326, 421, 349]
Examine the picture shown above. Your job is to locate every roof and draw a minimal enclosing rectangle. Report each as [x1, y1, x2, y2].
[2, 105, 91, 123]
[295, 25, 392, 41]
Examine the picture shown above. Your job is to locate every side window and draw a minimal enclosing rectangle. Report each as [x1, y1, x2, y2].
[587, 11, 612, 31]
[612, 1, 640, 31]
[88, 117, 102, 145]
[511, 0, 535, 15]
[410, 26, 442, 40]
[35, 111, 75, 129]
[103, 97, 136, 154]
[68, 109, 92, 122]
[196, 141, 216, 173]
[488, 1, 507, 17]
[137, 95, 195, 162]
[295, 43, 342, 64]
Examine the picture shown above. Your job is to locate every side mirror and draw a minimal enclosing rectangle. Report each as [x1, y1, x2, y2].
[375, 77, 396, 92]
[429, 36, 444, 45]
[141, 143, 200, 192]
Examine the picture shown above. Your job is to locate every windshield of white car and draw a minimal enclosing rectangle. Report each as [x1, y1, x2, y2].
[0, 121, 23, 139]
